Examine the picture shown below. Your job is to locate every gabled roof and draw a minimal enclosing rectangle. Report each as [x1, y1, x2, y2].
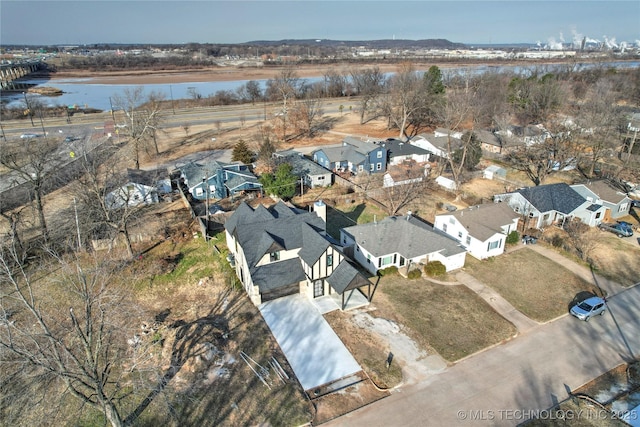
[342, 215, 465, 259]
[381, 139, 431, 158]
[226, 201, 326, 270]
[316, 144, 366, 164]
[571, 180, 630, 204]
[251, 258, 307, 292]
[515, 183, 586, 214]
[326, 261, 371, 294]
[415, 133, 463, 152]
[475, 129, 501, 147]
[225, 171, 261, 191]
[180, 160, 226, 186]
[298, 223, 331, 266]
[444, 203, 519, 241]
[276, 152, 331, 177]
[126, 168, 168, 187]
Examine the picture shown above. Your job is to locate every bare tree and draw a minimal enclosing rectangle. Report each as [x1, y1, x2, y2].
[111, 87, 165, 169]
[0, 137, 64, 243]
[504, 121, 579, 186]
[72, 146, 144, 258]
[290, 93, 324, 138]
[378, 162, 429, 216]
[0, 244, 156, 427]
[266, 67, 300, 140]
[563, 218, 600, 262]
[350, 66, 386, 124]
[382, 63, 426, 139]
[575, 79, 623, 177]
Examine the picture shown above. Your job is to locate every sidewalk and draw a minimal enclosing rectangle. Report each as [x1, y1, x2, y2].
[455, 271, 539, 334]
[519, 243, 627, 297]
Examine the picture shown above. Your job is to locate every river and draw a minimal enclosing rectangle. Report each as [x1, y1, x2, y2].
[3, 60, 639, 112]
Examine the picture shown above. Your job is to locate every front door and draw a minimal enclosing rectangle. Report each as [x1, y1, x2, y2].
[313, 280, 324, 298]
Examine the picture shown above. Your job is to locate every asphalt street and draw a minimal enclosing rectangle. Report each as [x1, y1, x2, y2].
[327, 283, 640, 427]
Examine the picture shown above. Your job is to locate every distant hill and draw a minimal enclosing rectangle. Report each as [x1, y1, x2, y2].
[243, 39, 467, 49]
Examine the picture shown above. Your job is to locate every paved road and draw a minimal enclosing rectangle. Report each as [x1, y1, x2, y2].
[328, 283, 640, 427]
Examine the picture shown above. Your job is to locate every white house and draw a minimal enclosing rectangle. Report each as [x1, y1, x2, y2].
[494, 183, 608, 229]
[105, 168, 170, 209]
[340, 214, 466, 274]
[434, 203, 519, 260]
[410, 132, 462, 159]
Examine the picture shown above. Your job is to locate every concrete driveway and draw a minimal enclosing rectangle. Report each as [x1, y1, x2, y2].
[327, 283, 640, 426]
[259, 294, 361, 391]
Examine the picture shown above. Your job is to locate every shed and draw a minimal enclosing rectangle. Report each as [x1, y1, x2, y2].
[435, 176, 457, 191]
[483, 165, 507, 180]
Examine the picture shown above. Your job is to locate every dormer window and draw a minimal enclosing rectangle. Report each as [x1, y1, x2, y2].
[270, 252, 280, 262]
[327, 254, 333, 267]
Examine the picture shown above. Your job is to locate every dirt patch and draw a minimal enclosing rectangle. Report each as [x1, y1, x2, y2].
[312, 377, 389, 425]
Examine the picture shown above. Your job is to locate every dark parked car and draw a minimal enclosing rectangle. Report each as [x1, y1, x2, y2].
[570, 296, 606, 321]
[598, 222, 633, 237]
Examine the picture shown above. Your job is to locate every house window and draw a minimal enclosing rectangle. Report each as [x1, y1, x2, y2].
[595, 212, 601, 219]
[381, 255, 393, 266]
[377, 151, 383, 158]
[326, 254, 333, 267]
[376, 163, 382, 171]
[487, 240, 501, 251]
[619, 203, 629, 212]
[442, 224, 447, 232]
[195, 187, 204, 196]
[466, 236, 471, 245]
[370, 164, 374, 171]
[318, 176, 324, 180]
[458, 231, 463, 239]
[449, 217, 455, 224]
[367, 254, 371, 264]
[358, 165, 364, 172]
[209, 184, 216, 193]
[270, 252, 280, 262]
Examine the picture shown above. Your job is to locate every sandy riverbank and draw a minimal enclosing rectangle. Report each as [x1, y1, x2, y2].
[45, 60, 540, 85]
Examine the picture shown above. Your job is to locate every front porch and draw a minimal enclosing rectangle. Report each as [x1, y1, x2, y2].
[312, 288, 370, 314]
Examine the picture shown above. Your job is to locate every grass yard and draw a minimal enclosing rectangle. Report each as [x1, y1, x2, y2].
[590, 231, 640, 287]
[325, 202, 386, 240]
[372, 275, 517, 362]
[463, 248, 594, 322]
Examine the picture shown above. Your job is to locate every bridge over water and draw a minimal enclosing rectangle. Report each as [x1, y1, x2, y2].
[0, 60, 46, 91]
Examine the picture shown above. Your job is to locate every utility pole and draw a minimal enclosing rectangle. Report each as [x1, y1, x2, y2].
[73, 197, 82, 251]
[169, 85, 176, 115]
[202, 176, 209, 241]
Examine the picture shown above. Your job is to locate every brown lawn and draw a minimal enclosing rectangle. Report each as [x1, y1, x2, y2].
[463, 248, 594, 322]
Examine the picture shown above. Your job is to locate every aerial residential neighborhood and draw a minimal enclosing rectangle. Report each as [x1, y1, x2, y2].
[1, 2, 640, 426]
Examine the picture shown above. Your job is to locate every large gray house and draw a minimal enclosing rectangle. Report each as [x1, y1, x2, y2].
[312, 137, 387, 175]
[224, 200, 371, 309]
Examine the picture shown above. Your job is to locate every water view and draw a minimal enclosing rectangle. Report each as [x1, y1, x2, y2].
[3, 60, 638, 112]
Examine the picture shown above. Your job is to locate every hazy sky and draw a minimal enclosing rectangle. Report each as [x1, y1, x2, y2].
[2, 1, 639, 46]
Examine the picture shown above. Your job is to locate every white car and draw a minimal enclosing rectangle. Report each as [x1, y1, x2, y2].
[20, 133, 39, 139]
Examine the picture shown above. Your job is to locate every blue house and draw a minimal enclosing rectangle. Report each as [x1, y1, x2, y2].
[180, 160, 262, 201]
[312, 137, 387, 175]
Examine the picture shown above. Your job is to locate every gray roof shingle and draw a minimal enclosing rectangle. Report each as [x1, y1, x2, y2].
[446, 203, 519, 241]
[516, 183, 586, 214]
[342, 215, 465, 259]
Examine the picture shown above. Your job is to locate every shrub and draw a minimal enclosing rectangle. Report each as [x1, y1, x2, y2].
[550, 235, 564, 248]
[424, 261, 446, 277]
[407, 269, 422, 279]
[378, 266, 398, 276]
[506, 230, 520, 245]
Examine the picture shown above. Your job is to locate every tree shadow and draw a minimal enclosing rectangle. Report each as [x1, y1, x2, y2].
[123, 287, 245, 425]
